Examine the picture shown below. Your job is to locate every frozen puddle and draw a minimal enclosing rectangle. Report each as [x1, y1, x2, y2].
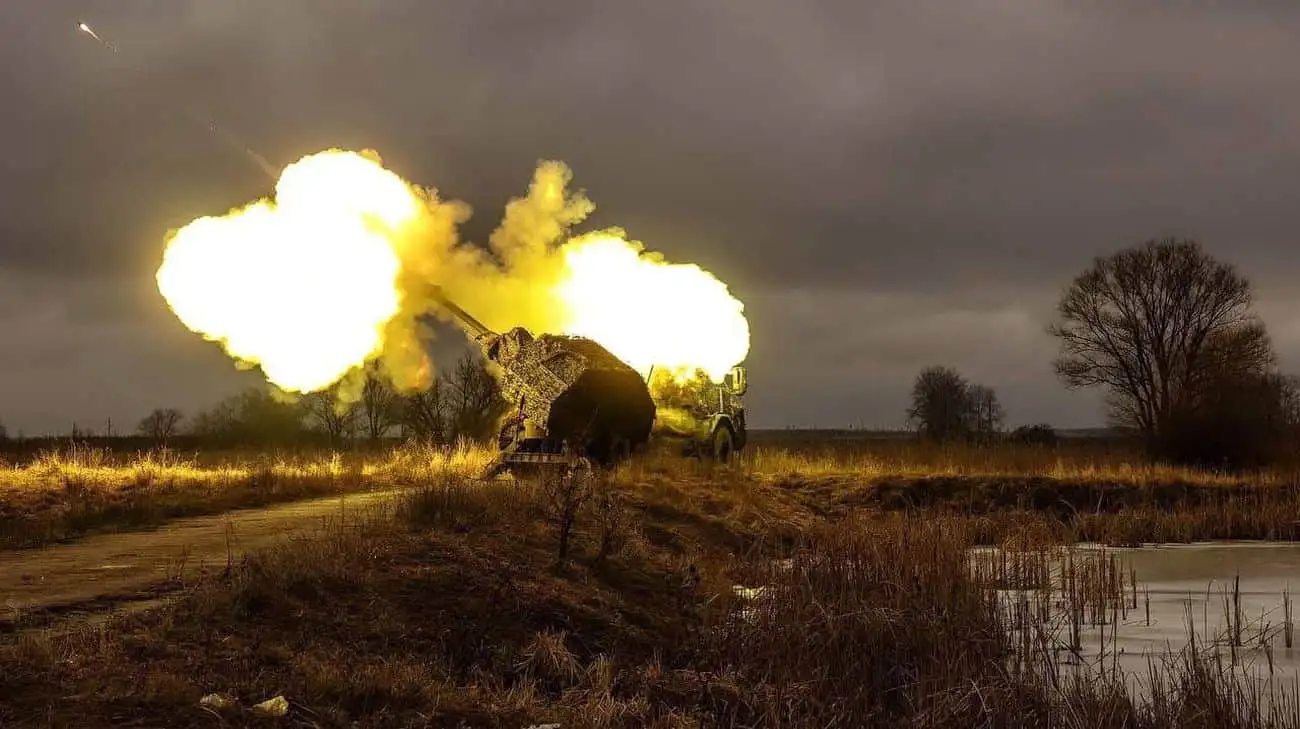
[973, 541, 1300, 702]
[729, 543, 1300, 702]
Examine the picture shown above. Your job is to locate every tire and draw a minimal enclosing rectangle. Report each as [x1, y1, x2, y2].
[709, 425, 734, 464]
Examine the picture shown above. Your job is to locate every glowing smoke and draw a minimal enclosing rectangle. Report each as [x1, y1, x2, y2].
[157, 151, 417, 393]
[556, 233, 749, 381]
[156, 149, 750, 400]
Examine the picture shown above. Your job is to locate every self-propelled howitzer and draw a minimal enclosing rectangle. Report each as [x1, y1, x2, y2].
[429, 287, 656, 476]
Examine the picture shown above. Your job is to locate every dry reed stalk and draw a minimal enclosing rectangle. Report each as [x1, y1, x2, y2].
[1285, 586, 1294, 649]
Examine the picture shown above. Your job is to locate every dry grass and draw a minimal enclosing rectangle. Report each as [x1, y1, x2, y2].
[7, 434, 1300, 552]
[4, 471, 1300, 728]
[733, 438, 1285, 485]
[0, 440, 493, 549]
[0, 475, 711, 727]
[627, 439, 1300, 546]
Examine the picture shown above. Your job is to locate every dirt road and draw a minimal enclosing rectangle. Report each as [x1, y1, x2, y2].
[0, 488, 404, 628]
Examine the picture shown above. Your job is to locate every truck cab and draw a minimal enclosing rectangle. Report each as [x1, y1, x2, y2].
[647, 364, 748, 463]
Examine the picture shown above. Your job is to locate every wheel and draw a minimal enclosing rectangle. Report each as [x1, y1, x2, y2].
[498, 416, 526, 450]
[709, 425, 734, 464]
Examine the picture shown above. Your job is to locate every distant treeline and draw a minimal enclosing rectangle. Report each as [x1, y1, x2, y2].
[904, 238, 1300, 471]
[0, 352, 510, 460]
[745, 427, 1123, 443]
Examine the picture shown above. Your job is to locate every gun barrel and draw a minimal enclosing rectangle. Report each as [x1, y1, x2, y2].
[430, 286, 494, 340]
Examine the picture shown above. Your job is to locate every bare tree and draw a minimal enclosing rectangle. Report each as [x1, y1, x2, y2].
[966, 384, 1004, 442]
[190, 388, 306, 445]
[907, 366, 974, 442]
[446, 352, 509, 442]
[398, 378, 450, 443]
[137, 408, 184, 441]
[390, 353, 507, 444]
[907, 366, 1005, 444]
[302, 390, 360, 444]
[189, 399, 238, 439]
[1049, 239, 1271, 456]
[360, 372, 397, 441]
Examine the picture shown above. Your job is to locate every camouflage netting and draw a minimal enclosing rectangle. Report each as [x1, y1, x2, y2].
[485, 328, 656, 459]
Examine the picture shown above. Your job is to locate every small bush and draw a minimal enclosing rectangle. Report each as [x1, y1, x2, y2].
[1010, 423, 1059, 447]
[538, 468, 595, 564]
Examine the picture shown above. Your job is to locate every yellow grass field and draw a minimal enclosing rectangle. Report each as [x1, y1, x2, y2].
[4, 434, 1300, 550]
[5, 443, 1300, 727]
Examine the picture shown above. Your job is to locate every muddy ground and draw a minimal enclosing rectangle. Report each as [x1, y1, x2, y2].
[0, 488, 404, 631]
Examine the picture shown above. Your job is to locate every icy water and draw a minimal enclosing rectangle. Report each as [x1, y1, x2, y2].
[975, 541, 1300, 703]
[730, 542, 1300, 704]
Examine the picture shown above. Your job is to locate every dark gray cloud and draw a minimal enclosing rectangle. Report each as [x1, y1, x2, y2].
[4, 0, 1300, 433]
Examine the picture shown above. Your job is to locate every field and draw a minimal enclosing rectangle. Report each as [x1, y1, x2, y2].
[7, 433, 1300, 550]
[6, 432, 1300, 726]
[0, 441, 494, 549]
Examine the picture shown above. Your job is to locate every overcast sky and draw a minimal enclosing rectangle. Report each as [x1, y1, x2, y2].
[5, 1, 1300, 434]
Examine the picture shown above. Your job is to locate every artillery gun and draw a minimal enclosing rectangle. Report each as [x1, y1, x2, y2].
[430, 288, 657, 478]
